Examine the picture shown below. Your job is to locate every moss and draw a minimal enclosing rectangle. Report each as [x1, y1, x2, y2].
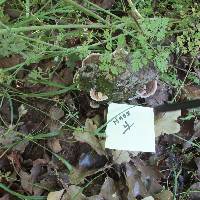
[76, 75, 94, 91]
[75, 71, 116, 98]
[96, 75, 115, 97]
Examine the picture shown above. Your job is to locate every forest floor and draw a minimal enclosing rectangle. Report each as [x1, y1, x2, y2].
[0, 0, 200, 200]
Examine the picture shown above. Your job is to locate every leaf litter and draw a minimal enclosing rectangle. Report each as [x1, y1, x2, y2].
[0, 1, 200, 199]
[1, 65, 199, 199]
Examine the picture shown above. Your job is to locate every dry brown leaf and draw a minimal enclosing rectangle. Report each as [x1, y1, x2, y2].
[155, 111, 181, 137]
[100, 177, 120, 200]
[132, 157, 162, 195]
[49, 106, 64, 120]
[100, 0, 115, 9]
[125, 163, 147, 199]
[85, 118, 98, 132]
[61, 185, 86, 200]
[0, 54, 23, 68]
[73, 131, 105, 156]
[19, 170, 33, 194]
[194, 119, 200, 137]
[47, 189, 65, 200]
[69, 168, 97, 185]
[31, 159, 47, 181]
[0, 128, 28, 153]
[0, 194, 10, 200]
[112, 150, 131, 165]
[73, 118, 105, 156]
[154, 190, 173, 200]
[48, 138, 62, 153]
[132, 157, 162, 180]
[182, 85, 200, 99]
[195, 157, 200, 177]
[189, 182, 200, 200]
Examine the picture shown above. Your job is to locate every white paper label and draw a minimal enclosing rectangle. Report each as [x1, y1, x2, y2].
[105, 103, 155, 152]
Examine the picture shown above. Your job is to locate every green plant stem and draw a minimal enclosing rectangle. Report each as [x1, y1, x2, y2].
[173, 168, 182, 200]
[127, 0, 143, 34]
[0, 183, 46, 200]
[84, 0, 121, 20]
[63, 0, 106, 23]
[127, 0, 142, 19]
[0, 23, 107, 34]
[172, 57, 195, 102]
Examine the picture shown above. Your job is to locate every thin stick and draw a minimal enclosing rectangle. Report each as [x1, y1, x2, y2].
[172, 57, 195, 102]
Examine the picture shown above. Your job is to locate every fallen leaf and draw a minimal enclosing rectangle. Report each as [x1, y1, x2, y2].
[182, 85, 200, 100]
[61, 185, 86, 200]
[189, 182, 200, 200]
[132, 157, 162, 195]
[100, 177, 120, 200]
[142, 197, 154, 200]
[0, 153, 12, 172]
[154, 190, 173, 200]
[73, 118, 105, 156]
[19, 170, 33, 194]
[132, 157, 162, 180]
[31, 159, 47, 181]
[49, 106, 64, 120]
[0, 127, 28, 153]
[112, 150, 131, 165]
[47, 189, 65, 200]
[0, 194, 10, 200]
[194, 119, 200, 137]
[125, 163, 147, 199]
[100, 0, 115, 9]
[87, 195, 103, 200]
[73, 130, 105, 156]
[7, 151, 22, 172]
[69, 167, 97, 185]
[195, 157, 200, 177]
[37, 173, 58, 193]
[155, 111, 181, 137]
[78, 152, 107, 170]
[0, 54, 23, 68]
[48, 138, 62, 153]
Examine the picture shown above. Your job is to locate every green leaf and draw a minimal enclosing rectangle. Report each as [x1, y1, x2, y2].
[117, 34, 126, 47]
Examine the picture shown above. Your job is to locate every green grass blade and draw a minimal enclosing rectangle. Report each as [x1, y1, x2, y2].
[0, 24, 106, 34]
[22, 84, 77, 98]
[0, 183, 46, 200]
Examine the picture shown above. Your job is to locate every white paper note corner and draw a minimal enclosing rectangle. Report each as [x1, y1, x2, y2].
[105, 103, 155, 152]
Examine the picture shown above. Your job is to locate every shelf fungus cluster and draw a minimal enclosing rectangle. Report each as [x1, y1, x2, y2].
[74, 48, 158, 103]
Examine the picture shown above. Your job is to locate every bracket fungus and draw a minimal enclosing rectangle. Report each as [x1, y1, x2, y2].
[90, 88, 108, 102]
[136, 80, 158, 98]
[74, 48, 158, 102]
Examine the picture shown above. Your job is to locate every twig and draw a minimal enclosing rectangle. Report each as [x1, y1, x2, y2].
[172, 57, 195, 102]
